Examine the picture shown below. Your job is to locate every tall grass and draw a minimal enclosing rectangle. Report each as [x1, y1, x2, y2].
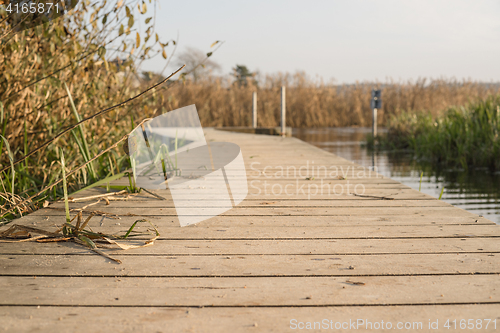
[158, 73, 500, 128]
[376, 95, 500, 171]
[0, 0, 175, 220]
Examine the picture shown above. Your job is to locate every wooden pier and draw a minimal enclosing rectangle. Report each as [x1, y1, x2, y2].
[1, 128, 499, 332]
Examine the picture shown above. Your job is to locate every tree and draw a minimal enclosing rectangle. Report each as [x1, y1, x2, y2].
[173, 47, 221, 82]
[232, 65, 256, 86]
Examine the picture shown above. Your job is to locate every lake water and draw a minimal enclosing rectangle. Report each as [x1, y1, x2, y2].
[293, 127, 500, 224]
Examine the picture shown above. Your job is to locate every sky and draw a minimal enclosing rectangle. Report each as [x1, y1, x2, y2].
[140, 0, 500, 84]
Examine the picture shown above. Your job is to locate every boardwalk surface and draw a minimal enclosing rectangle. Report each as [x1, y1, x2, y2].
[1, 129, 499, 332]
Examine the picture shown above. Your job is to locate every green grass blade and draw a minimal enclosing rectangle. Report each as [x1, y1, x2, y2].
[78, 234, 97, 249]
[78, 234, 122, 264]
[23, 119, 28, 169]
[70, 130, 88, 184]
[64, 83, 96, 180]
[0, 102, 5, 155]
[174, 130, 178, 170]
[146, 219, 160, 237]
[123, 220, 140, 239]
[107, 155, 115, 176]
[419, 171, 423, 192]
[122, 219, 160, 239]
[0, 135, 15, 197]
[126, 171, 138, 193]
[438, 186, 445, 200]
[60, 149, 71, 223]
[71, 172, 126, 195]
[162, 144, 175, 171]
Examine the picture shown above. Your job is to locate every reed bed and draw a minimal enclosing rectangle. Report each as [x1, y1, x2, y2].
[159, 73, 500, 128]
[373, 95, 500, 171]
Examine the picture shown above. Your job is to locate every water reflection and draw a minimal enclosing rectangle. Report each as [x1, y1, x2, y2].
[293, 127, 500, 224]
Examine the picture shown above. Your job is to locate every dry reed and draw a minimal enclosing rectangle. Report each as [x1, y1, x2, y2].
[159, 73, 500, 128]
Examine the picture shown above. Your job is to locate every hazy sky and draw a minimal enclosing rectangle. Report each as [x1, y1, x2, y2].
[140, 0, 500, 84]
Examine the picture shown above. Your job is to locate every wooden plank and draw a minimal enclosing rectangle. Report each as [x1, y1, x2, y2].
[1, 238, 497, 255]
[108, 167, 387, 175]
[9, 214, 490, 230]
[107, 165, 387, 173]
[61, 187, 439, 202]
[2, 219, 499, 240]
[1, 304, 499, 333]
[1, 253, 499, 277]
[0, 275, 499, 306]
[109, 178, 408, 185]
[46, 199, 453, 210]
[28, 206, 475, 217]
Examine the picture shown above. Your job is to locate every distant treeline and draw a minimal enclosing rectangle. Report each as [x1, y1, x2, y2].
[158, 73, 500, 128]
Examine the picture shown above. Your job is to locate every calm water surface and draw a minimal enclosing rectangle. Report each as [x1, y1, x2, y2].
[293, 127, 500, 224]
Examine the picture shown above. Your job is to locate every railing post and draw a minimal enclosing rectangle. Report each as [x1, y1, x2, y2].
[371, 89, 382, 139]
[281, 86, 286, 137]
[252, 91, 257, 128]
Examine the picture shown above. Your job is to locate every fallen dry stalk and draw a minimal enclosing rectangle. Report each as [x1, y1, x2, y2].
[140, 188, 167, 201]
[60, 190, 129, 203]
[353, 193, 396, 200]
[0, 215, 160, 264]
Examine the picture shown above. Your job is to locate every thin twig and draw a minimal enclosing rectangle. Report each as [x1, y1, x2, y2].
[159, 30, 179, 78]
[44, 206, 120, 219]
[78, 200, 102, 211]
[0, 235, 48, 243]
[79, 212, 96, 231]
[353, 193, 395, 200]
[75, 236, 122, 264]
[140, 188, 166, 200]
[57, 190, 128, 203]
[36, 237, 71, 243]
[0, 224, 60, 237]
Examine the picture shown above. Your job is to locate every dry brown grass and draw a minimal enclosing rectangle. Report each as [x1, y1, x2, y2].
[160, 73, 500, 127]
[0, 0, 169, 215]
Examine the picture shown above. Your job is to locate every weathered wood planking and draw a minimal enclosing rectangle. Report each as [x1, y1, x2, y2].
[64, 187, 438, 200]
[3, 224, 499, 240]
[1, 253, 499, 276]
[0, 128, 499, 332]
[1, 238, 498, 255]
[1, 275, 499, 306]
[1, 305, 499, 333]
[29, 206, 471, 217]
